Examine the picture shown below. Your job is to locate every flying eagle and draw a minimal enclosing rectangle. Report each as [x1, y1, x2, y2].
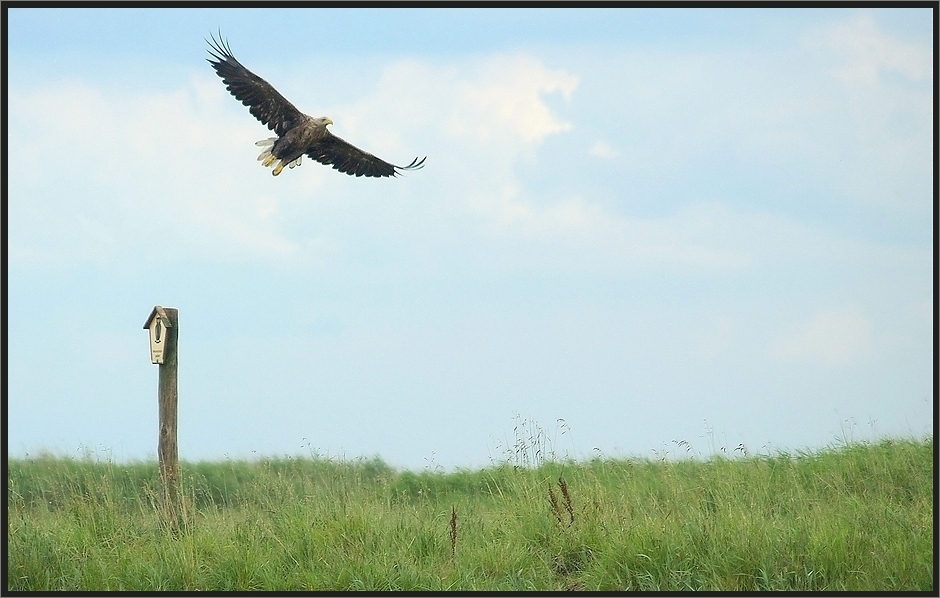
[207, 35, 425, 178]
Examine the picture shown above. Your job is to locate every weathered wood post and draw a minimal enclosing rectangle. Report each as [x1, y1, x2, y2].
[143, 306, 180, 523]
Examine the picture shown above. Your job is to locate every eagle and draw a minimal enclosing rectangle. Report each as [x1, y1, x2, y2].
[207, 35, 425, 178]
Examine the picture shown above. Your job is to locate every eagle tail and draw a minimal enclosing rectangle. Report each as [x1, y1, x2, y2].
[256, 138, 277, 163]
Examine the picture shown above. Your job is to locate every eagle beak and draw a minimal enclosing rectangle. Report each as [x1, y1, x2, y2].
[325, 118, 334, 126]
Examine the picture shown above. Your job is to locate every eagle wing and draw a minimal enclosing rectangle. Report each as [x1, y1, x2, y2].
[206, 35, 305, 137]
[307, 132, 427, 178]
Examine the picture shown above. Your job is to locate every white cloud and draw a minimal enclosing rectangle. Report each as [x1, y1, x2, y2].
[462, 187, 931, 278]
[8, 75, 312, 267]
[7, 41, 930, 282]
[471, 190, 615, 238]
[823, 15, 932, 85]
[468, 197, 753, 273]
[448, 55, 578, 145]
[589, 141, 619, 159]
[570, 22, 931, 215]
[8, 53, 585, 271]
[769, 306, 874, 366]
[327, 54, 578, 162]
[784, 15, 932, 213]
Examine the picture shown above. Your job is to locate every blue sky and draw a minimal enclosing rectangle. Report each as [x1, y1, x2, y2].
[6, 8, 934, 470]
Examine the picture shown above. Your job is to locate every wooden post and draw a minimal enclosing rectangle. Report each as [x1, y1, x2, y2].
[144, 306, 180, 523]
[158, 307, 180, 522]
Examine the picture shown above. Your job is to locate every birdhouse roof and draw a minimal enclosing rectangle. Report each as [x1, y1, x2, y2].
[143, 306, 173, 329]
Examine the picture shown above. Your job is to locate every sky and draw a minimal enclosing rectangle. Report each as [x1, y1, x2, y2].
[5, 7, 935, 471]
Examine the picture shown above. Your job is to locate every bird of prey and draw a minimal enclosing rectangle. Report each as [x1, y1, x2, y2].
[206, 35, 426, 178]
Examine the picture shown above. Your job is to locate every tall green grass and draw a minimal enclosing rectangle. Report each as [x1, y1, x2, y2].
[7, 437, 933, 591]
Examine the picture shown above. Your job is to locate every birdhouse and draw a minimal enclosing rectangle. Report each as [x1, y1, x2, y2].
[143, 306, 173, 364]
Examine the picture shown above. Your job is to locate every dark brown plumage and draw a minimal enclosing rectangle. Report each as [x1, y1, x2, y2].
[206, 34, 425, 178]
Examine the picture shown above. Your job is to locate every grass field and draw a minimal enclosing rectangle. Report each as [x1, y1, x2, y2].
[6, 436, 933, 591]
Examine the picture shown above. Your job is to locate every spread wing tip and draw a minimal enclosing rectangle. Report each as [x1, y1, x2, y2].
[394, 156, 427, 175]
[205, 31, 234, 64]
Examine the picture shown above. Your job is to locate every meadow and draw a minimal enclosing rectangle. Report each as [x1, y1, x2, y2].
[6, 436, 934, 591]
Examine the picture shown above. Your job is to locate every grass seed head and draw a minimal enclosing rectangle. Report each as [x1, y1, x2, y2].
[558, 477, 574, 526]
[548, 485, 564, 526]
[449, 505, 458, 557]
